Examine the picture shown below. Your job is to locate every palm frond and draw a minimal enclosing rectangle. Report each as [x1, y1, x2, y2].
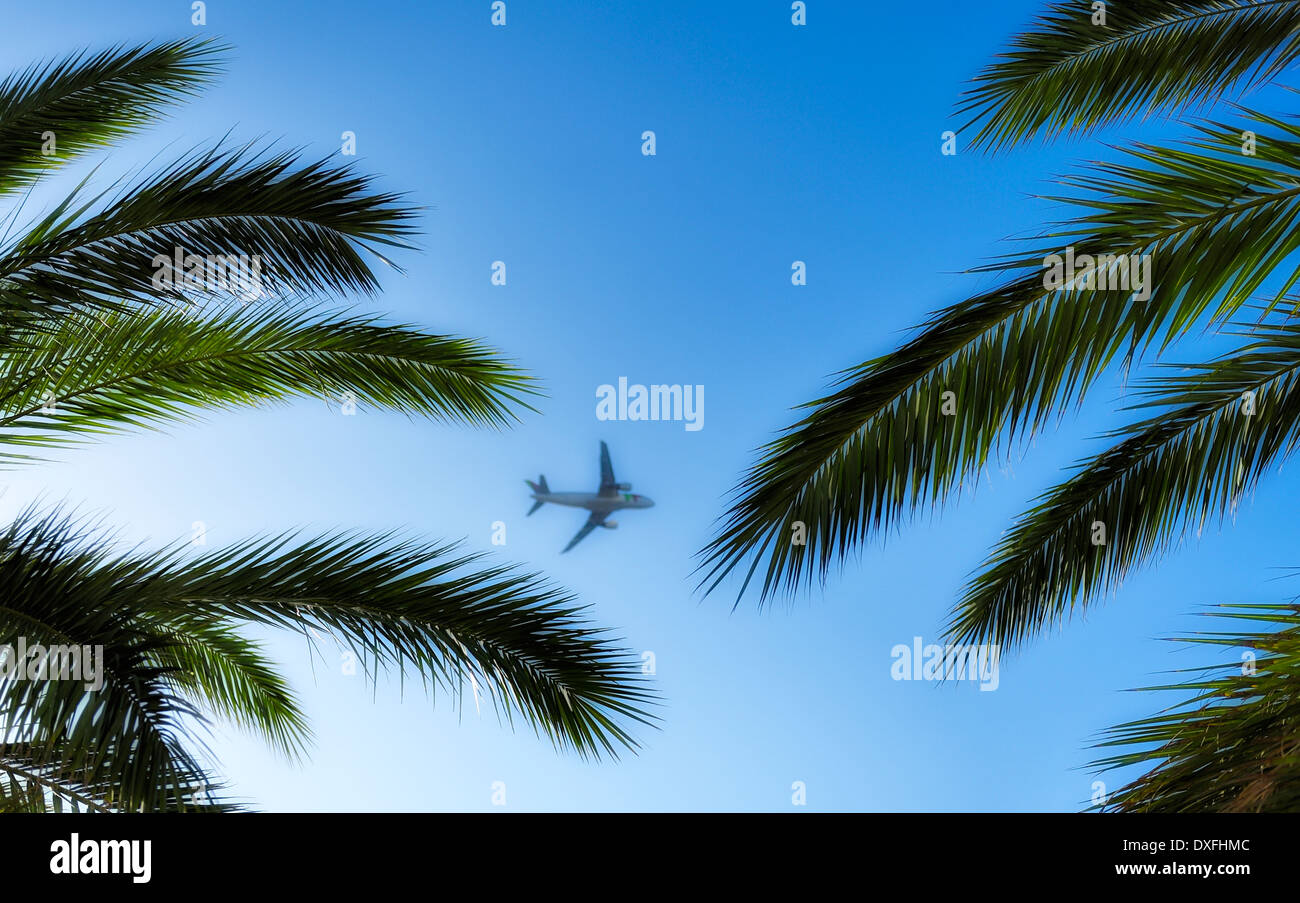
[0, 508, 236, 812]
[698, 111, 1300, 605]
[153, 531, 660, 760]
[0, 142, 417, 321]
[952, 316, 1300, 648]
[0, 39, 224, 196]
[1, 505, 656, 767]
[0, 746, 239, 813]
[144, 614, 311, 761]
[1094, 602, 1300, 812]
[0, 304, 536, 462]
[959, 0, 1300, 152]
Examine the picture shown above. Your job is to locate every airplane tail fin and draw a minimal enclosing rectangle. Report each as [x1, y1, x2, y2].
[527, 500, 544, 516]
[525, 475, 549, 516]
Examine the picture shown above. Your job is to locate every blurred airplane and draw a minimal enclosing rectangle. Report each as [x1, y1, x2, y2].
[525, 441, 655, 552]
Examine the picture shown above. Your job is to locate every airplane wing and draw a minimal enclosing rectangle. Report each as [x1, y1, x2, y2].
[598, 440, 618, 497]
[562, 511, 608, 553]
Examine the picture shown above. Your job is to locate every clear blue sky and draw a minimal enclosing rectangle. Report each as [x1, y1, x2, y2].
[1, 0, 1292, 811]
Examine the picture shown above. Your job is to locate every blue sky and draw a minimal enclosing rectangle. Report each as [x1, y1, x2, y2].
[1, 0, 1294, 811]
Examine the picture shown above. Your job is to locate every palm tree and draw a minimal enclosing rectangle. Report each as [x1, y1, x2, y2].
[696, 1, 1300, 808]
[0, 39, 653, 812]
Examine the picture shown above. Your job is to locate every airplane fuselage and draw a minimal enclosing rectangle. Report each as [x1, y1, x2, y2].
[528, 491, 655, 514]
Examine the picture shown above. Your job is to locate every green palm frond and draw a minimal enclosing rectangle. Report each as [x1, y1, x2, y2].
[1094, 602, 1300, 812]
[698, 111, 1300, 608]
[0, 508, 235, 812]
[145, 615, 311, 762]
[0, 142, 417, 321]
[0, 503, 655, 812]
[952, 316, 1300, 648]
[155, 530, 659, 760]
[0, 304, 536, 462]
[0, 744, 239, 813]
[0, 38, 224, 195]
[959, 0, 1300, 152]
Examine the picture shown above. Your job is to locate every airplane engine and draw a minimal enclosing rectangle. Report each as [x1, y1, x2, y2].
[615, 482, 631, 490]
[601, 521, 618, 529]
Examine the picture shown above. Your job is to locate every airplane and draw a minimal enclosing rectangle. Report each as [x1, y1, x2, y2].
[525, 441, 655, 553]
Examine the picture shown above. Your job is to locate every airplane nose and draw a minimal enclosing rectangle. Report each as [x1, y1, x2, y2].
[645, 497, 655, 507]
